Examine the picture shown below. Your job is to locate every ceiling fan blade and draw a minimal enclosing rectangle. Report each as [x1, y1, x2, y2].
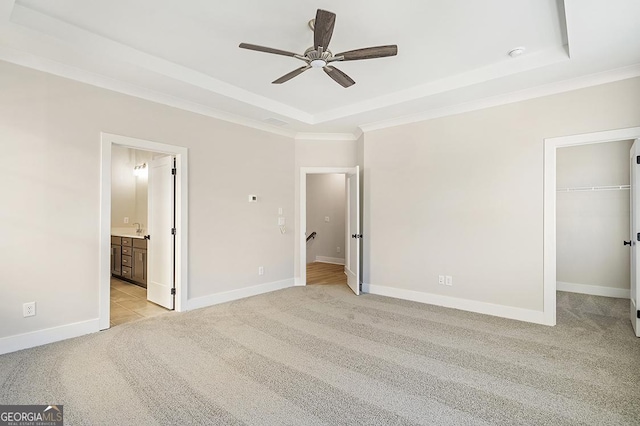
[239, 43, 298, 58]
[336, 45, 398, 61]
[272, 65, 311, 84]
[323, 66, 355, 88]
[314, 9, 336, 50]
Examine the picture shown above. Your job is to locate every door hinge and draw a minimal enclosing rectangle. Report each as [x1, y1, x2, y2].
[171, 168, 177, 175]
[637, 310, 640, 319]
[637, 155, 640, 165]
[351, 234, 363, 239]
[637, 233, 640, 242]
[171, 288, 176, 296]
[171, 228, 176, 235]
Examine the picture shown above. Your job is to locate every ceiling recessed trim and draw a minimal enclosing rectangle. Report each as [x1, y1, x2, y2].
[359, 63, 640, 133]
[8, 2, 572, 127]
[295, 132, 358, 141]
[314, 44, 569, 124]
[0, 44, 298, 138]
[9, 3, 314, 123]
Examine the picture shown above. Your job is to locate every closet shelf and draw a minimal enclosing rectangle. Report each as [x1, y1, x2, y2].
[556, 185, 630, 192]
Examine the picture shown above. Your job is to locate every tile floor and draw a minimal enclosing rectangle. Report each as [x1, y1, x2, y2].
[110, 277, 170, 327]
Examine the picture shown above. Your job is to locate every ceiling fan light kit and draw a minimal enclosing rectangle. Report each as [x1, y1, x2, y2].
[239, 9, 398, 88]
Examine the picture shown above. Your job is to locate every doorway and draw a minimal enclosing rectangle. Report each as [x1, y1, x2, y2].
[109, 146, 175, 326]
[306, 173, 347, 287]
[544, 126, 640, 327]
[300, 167, 360, 294]
[100, 133, 189, 330]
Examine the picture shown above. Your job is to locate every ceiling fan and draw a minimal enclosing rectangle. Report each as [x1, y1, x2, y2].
[239, 9, 398, 88]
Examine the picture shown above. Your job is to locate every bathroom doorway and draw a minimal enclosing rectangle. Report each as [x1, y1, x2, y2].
[100, 133, 189, 330]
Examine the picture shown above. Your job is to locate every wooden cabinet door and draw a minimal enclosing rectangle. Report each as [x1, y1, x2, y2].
[132, 248, 147, 287]
[111, 244, 122, 275]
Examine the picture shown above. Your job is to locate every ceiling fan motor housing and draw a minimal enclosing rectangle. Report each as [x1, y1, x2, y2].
[304, 47, 333, 67]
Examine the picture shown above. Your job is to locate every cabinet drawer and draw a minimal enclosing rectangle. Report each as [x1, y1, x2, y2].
[121, 246, 132, 256]
[121, 237, 133, 247]
[133, 238, 147, 249]
[111, 236, 122, 245]
[121, 266, 132, 278]
[121, 255, 132, 266]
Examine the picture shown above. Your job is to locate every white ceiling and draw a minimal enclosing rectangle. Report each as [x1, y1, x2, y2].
[1, 0, 639, 137]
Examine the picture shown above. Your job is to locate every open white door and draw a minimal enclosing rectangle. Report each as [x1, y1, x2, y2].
[630, 140, 640, 336]
[147, 155, 175, 309]
[345, 166, 361, 295]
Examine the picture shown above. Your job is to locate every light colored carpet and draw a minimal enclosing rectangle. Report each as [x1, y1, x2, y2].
[1, 287, 639, 425]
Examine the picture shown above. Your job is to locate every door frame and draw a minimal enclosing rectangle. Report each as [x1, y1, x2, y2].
[299, 167, 357, 286]
[100, 133, 189, 330]
[543, 126, 640, 326]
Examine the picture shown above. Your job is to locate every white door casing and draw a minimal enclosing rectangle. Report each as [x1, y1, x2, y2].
[147, 155, 175, 309]
[630, 140, 640, 336]
[346, 166, 361, 295]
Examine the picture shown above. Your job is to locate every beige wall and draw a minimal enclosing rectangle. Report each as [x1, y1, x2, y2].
[364, 77, 640, 311]
[306, 174, 346, 263]
[111, 146, 159, 234]
[556, 140, 633, 291]
[0, 60, 294, 339]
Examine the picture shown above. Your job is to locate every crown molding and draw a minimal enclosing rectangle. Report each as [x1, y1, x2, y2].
[313, 44, 569, 124]
[9, 3, 313, 123]
[294, 132, 358, 141]
[359, 63, 640, 133]
[0, 44, 298, 138]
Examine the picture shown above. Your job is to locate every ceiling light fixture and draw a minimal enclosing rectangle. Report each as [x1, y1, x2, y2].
[508, 47, 526, 58]
[133, 163, 147, 177]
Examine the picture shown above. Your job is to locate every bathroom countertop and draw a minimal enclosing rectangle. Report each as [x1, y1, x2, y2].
[111, 233, 145, 239]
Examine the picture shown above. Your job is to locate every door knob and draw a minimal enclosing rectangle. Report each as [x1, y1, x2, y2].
[624, 240, 632, 246]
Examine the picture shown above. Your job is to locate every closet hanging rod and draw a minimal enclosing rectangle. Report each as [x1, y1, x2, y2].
[556, 185, 630, 192]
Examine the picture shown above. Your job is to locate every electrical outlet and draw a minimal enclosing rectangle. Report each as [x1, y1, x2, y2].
[438, 275, 445, 285]
[258, 266, 264, 275]
[23, 302, 36, 317]
[325, 216, 330, 222]
[124, 217, 129, 224]
[337, 246, 341, 253]
[445, 276, 453, 286]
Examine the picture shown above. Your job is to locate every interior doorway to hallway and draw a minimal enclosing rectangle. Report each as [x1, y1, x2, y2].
[306, 173, 348, 287]
[300, 167, 360, 295]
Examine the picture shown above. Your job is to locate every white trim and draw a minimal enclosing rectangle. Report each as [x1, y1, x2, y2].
[299, 167, 356, 285]
[0, 319, 99, 355]
[8, 4, 312, 124]
[544, 126, 640, 327]
[557, 281, 630, 299]
[315, 256, 345, 265]
[359, 64, 640, 133]
[100, 133, 189, 330]
[186, 279, 294, 311]
[0, 45, 297, 139]
[295, 133, 358, 141]
[363, 284, 546, 325]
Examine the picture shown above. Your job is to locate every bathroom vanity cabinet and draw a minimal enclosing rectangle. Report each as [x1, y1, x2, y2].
[111, 235, 147, 287]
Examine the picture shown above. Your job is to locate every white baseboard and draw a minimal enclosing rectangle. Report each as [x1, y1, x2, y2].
[0, 318, 100, 355]
[557, 281, 630, 299]
[186, 278, 295, 311]
[315, 256, 345, 265]
[362, 283, 546, 325]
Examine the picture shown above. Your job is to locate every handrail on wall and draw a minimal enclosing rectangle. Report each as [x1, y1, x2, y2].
[306, 231, 317, 242]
